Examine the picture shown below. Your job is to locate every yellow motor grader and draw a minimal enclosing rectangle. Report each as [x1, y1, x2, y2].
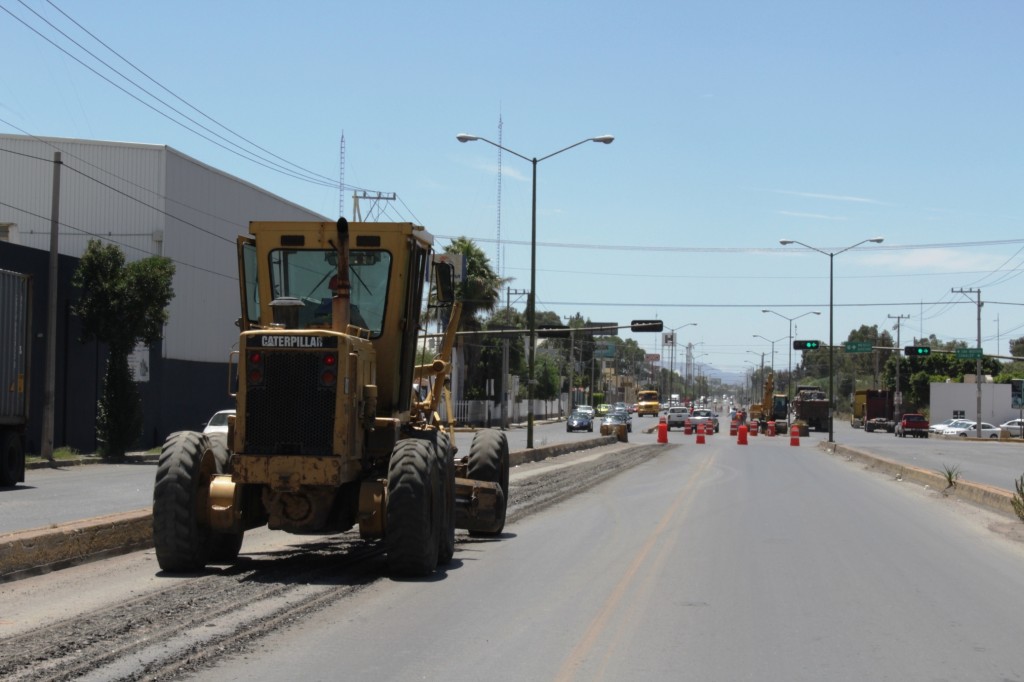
[153, 219, 508, 576]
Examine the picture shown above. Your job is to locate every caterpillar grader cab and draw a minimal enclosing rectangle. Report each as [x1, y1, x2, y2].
[153, 219, 509, 576]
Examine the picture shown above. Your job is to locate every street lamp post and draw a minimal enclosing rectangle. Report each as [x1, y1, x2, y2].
[457, 132, 613, 448]
[779, 237, 884, 443]
[762, 309, 821, 401]
[666, 322, 697, 402]
[752, 334, 786, 376]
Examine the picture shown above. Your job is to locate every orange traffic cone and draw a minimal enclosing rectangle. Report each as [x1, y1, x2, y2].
[696, 422, 706, 444]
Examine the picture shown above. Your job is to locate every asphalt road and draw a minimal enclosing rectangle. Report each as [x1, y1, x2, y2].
[183, 425, 1024, 681]
[5, 416, 1024, 537]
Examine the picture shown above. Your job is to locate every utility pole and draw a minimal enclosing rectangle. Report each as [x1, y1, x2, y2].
[41, 152, 62, 462]
[953, 287, 983, 439]
[502, 288, 528, 429]
[888, 314, 910, 421]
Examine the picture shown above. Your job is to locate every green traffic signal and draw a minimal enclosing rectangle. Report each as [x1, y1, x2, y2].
[903, 346, 931, 356]
[793, 340, 820, 350]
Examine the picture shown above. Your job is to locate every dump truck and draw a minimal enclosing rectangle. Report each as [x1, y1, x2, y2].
[852, 389, 894, 430]
[0, 268, 31, 486]
[152, 219, 509, 576]
[792, 384, 829, 433]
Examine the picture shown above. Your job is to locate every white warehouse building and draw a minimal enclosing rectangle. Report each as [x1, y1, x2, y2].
[0, 134, 328, 451]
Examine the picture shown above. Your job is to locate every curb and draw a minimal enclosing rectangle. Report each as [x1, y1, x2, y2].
[819, 441, 1017, 517]
[1, 434, 615, 582]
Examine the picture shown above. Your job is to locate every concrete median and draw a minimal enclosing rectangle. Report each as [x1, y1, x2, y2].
[820, 441, 1017, 517]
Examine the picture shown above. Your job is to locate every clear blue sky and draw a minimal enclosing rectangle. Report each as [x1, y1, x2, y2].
[3, 0, 1022, 383]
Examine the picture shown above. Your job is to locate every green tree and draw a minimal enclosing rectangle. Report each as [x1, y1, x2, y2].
[443, 237, 508, 331]
[73, 241, 175, 458]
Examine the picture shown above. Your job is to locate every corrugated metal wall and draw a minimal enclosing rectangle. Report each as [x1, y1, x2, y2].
[0, 268, 30, 423]
[0, 135, 326, 364]
[162, 149, 325, 363]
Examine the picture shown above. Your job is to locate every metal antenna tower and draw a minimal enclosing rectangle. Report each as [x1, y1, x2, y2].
[496, 113, 503, 279]
[338, 133, 346, 219]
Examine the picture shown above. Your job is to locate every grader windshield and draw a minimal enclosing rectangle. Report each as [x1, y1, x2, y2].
[249, 247, 392, 336]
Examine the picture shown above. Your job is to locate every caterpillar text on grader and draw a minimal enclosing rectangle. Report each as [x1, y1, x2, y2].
[153, 219, 509, 576]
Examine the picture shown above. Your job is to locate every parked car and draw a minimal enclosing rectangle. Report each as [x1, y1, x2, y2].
[566, 410, 594, 433]
[933, 417, 970, 432]
[665, 406, 689, 430]
[944, 421, 1000, 438]
[998, 418, 1024, 437]
[203, 409, 235, 435]
[929, 418, 957, 434]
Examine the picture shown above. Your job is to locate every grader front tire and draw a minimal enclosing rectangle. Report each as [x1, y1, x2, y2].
[467, 429, 510, 537]
[153, 431, 218, 572]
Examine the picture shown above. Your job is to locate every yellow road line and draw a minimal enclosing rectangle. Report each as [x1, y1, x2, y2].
[554, 451, 716, 681]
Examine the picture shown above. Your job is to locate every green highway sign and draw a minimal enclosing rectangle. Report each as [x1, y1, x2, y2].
[955, 348, 983, 360]
[844, 341, 873, 353]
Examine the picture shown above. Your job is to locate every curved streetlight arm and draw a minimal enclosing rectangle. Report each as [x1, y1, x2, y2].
[777, 236, 884, 443]
[762, 309, 821, 324]
[457, 134, 614, 164]
[779, 237, 884, 257]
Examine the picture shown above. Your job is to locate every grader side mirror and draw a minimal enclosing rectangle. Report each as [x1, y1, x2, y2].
[435, 261, 456, 304]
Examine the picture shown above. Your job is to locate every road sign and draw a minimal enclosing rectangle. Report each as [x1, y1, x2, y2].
[844, 341, 873, 353]
[645, 353, 660, 362]
[955, 348, 983, 360]
[595, 343, 616, 358]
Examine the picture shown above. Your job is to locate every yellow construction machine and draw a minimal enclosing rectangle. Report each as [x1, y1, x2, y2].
[153, 219, 508, 576]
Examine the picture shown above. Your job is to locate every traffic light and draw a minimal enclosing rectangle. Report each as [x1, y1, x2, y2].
[630, 320, 664, 332]
[904, 346, 931, 356]
[793, 340, 821, 350]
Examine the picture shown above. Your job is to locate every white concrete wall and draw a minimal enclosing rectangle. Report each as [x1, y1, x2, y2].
[929, 382, 1017, 425]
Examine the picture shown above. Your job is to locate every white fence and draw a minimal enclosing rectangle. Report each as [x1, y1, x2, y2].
[453, 397, 567, 427]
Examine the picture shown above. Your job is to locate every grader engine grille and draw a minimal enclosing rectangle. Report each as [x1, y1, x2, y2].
[246, 350, 337, 455]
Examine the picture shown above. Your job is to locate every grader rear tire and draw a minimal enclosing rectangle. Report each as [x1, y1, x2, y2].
[467, 429, 510, 537]
[386, 438, 441, 576]
[153, 431, 218, 572]
[435, 432, 456, 565]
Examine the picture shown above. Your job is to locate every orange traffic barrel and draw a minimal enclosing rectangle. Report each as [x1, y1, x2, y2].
[767, 421, 776, 437]
[696, 422, 706, 444]
[729, 419, 738, 436]
[790, 424, 800, 446]
[737, 424, 748, 445]
[749, 420, 758, 437]
[684, 420, 692, 435]
[658, 421, 668, 444]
